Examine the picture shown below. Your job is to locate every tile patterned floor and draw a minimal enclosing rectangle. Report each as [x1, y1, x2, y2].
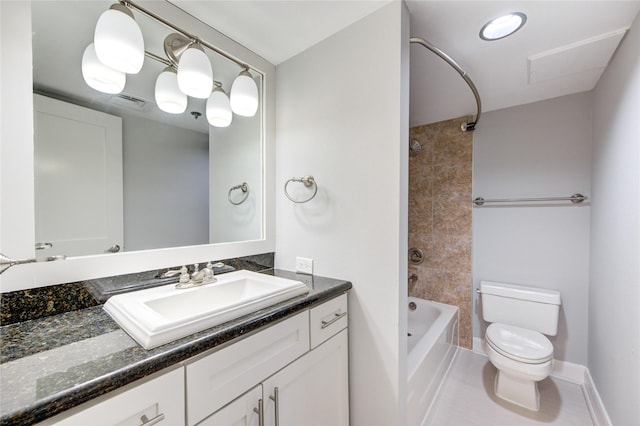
[424, 349, 594, 426]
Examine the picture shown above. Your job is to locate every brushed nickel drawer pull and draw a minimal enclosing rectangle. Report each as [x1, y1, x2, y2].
[321, 311, 347, 329]
[269, 387, 280, 426]
[253, 398, 264, 426]
[140, 413, 165, 426]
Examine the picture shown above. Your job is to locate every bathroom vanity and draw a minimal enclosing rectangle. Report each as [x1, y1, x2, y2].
[0, 271, 351, 426]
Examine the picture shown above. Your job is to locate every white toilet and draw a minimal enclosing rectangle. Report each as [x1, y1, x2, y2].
[480, 281, 561, 411]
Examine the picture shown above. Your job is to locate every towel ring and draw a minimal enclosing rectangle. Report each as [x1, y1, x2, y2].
[228, 182, 249, 205]
[284, 176, 317, 203]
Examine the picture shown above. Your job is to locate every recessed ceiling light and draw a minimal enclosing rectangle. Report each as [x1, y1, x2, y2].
[480, 12, 527, 41]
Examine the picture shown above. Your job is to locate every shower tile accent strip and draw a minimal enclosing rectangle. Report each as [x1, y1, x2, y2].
[409, 116, 473, 348]
[0, 252, 275, 326]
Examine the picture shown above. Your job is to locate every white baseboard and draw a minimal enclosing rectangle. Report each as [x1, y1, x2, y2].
[550, 359, 585, 384]
[472, 337, 486, 356]
[472, 336, 610, 425]
[472, 337, 584, 384]
[583, 369, 612, 426]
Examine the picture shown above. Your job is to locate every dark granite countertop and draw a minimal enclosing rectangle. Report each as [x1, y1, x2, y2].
[0, 270, 351, 425]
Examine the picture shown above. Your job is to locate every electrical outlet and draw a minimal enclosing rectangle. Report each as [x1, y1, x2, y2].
[295, 257, 313, 274]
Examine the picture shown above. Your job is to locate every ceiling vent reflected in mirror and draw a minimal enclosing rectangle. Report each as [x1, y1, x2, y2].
[108, 93, 150, 112]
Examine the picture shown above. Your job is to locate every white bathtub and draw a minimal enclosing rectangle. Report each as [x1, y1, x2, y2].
[407, 297, 458, 425]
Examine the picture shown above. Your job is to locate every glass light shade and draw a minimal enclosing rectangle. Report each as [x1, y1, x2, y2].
[206, 87, 232, 127]
[177, 46, 213, 99]
[480, 12, 527, 41]
[81, 43, 126, 94]
[155, 68, 187, 114]
[230, 71, 259, 117]
[94, 5, 145, 74]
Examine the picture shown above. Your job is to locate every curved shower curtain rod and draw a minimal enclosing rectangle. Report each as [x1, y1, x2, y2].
[410, 37, 482, 132]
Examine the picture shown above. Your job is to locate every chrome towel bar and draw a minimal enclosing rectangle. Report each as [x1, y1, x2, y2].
[473, 193, 587, 206]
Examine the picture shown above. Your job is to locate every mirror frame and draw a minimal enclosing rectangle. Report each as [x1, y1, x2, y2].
[0, 1, 275, 292]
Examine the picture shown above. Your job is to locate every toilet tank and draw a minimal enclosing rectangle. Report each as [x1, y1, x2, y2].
[480, 281, 561, 335]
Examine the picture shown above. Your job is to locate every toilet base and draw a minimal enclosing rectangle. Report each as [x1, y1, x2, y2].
[494, 369, 540, 411]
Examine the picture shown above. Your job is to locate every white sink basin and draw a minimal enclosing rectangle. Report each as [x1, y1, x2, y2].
[103, 270, 309, 349]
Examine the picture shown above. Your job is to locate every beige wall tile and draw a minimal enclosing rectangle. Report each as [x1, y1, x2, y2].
[433, 198, 471, 237]
[408, 116, 473, 349]
[432, 164, 472, 200]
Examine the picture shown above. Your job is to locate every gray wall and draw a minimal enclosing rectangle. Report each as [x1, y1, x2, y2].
[274, 3, 409, 424]
[472, 92, 593, 365]
[123, 116, 209, 251]
[590, 11, 640, 425]
[209, 107, 262, 244]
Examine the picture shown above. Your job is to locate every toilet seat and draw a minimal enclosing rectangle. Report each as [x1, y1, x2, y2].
[485, 323, 553, 364]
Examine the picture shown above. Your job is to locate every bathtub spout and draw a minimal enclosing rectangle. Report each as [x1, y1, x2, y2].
[408, 273, 419, 286]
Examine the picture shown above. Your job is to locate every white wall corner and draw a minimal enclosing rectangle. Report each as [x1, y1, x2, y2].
[550, 359, 585, 385]
[583, 368, 613, 426]
[472, 337, 486, 356]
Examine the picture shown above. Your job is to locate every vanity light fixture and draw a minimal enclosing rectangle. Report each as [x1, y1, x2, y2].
[230, 68, 259, 117]
[480, 12, 527, 41]
[177, 42, 214, 99]
[82, 0, 261, 125]
[81, 43, 126, 94]
[206, 82, 233, 127]
[154, 67, 187, 114]
[94, 3, 145, 74]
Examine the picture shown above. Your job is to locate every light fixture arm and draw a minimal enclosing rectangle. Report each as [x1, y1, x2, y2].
[144, 50, 173, 68]
[163, 33, 195, 65]
[410, 36, 482, 131]
[111, 2, 135, 19]
[122, 0, 253, 73]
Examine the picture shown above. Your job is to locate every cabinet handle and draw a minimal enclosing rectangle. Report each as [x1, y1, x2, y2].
[269, 387, 280, 426]
[140, 413, 165, 426]
[321, 311, 347, 329]
[253, 398, 264, 426]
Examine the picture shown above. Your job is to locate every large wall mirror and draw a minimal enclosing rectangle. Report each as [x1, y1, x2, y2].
[33, 0, 263, 256]
[0, 1, 275, 291]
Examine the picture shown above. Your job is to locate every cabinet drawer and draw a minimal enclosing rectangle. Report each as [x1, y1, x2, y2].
[186, 311, 309, 426]
[39, 367, 185, 426]
[310, 294, 348, 349]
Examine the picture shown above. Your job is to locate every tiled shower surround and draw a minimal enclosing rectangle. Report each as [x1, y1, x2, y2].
[408, 116, 473, 348]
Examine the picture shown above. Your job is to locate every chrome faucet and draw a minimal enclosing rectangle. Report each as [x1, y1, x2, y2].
[175, 262, 224, 289]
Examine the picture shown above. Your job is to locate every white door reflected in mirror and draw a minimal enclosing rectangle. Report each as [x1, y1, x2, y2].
[34, 94, 124, 257]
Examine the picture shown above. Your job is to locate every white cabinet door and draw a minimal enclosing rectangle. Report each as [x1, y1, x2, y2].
[263, 329, 349, 426]
[198, 385, 262, 426]
[186, 312, 309, 426]
[33, 94, 123, 257]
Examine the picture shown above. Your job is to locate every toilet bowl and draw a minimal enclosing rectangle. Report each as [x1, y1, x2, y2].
[484, 323, 553, 410]
[479, 281, 561, 411]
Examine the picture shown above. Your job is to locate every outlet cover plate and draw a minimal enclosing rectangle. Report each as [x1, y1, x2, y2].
[295, 257, 313, 274]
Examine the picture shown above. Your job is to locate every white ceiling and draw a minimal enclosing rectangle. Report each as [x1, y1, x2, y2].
[170, 1, 640, 127]
[170, 0, 392, 65]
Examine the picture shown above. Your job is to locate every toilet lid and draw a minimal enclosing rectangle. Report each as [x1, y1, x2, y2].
[486, 323, 553, 364]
